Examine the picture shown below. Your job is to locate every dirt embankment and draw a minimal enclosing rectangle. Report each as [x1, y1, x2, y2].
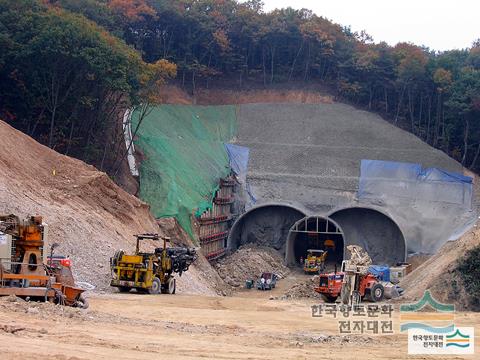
[400, 222, 480, 310]
[158, 84, 333, 105]
[0, 120, 224, 294]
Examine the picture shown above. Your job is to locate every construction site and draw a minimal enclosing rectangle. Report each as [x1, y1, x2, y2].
[0, 84, 479, 359]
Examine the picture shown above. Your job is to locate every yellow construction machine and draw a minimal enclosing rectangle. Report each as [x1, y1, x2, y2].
[110, 234, 197, 294]
[303, 249, 328, 274]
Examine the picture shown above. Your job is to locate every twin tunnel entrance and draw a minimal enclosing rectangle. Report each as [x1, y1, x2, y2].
[227, 204, 406, 267]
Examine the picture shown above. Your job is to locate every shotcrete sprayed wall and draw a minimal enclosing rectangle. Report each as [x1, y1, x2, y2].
[231, 103, 476, 261]
[227, 204, 305, 254]
[329, 207, 406, 265]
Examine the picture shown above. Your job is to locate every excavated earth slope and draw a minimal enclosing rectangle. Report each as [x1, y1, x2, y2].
[0, 120, 222, 294]
[400, 221, 480, 310]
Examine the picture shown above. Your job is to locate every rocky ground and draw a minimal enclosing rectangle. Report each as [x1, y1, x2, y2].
[283, 275, 322, 300]
[214, 244, 290, 288]
[0, 292, 478, 360]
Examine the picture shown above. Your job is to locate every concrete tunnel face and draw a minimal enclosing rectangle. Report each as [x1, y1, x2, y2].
[329, 207, 406, 266]
[227, 204, 306, 253]
[228, 204, 407, 267]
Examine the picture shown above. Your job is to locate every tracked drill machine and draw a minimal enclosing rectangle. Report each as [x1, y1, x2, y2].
[0, 214, 87, 307]
[110, 234, 197, 294]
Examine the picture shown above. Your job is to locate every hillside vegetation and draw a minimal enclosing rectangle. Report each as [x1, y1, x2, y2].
[0, 0, 479, 173]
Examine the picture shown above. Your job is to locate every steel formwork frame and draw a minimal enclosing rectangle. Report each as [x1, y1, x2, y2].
[289, 216, 343, 235]
[197, 175, 236, 261]
[285, 216, 345, 265]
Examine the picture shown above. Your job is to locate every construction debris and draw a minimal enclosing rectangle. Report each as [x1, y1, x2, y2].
[214, 244, 289, 287]
[0, 294, 86, 320]
[283, 276, 322, 299]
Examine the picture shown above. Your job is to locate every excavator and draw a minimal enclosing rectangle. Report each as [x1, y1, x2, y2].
[110, 234, 197, 294]
[0, 214, 87, 307]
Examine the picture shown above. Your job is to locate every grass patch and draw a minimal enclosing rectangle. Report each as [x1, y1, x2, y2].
[456, 246, 480, 309]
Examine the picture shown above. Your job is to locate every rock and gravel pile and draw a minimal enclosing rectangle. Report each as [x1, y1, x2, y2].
[214, 244, 289, 287]
[283, 275, 321, 299]
[0, 295, 86, 320]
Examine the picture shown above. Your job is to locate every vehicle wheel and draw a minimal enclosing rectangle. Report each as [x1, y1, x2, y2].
[165, 278, 176, 294]
[118, 286, 130, 293]
[351, 290, 361, 305]
[148, 278, 161, 295]
[369, 283, 384, 302]
[111, 250, 124, 267]
[340, 282, 350, 305]
[75, 295, 89, 309]
[322, 295, 338, 303]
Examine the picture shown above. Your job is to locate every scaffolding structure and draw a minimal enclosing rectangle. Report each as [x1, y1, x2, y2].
[197, 176, 236, 261]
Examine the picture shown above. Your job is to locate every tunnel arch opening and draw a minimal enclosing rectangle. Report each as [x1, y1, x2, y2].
[329, 207, 407, 265]
[227, 203, 306, 253]
[285, 216, 345, 267]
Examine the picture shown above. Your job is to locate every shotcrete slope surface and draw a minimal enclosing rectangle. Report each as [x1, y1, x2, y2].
[235, 103, 462, 209]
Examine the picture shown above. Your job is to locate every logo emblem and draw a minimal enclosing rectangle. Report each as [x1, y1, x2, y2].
[400, 291, 474, 354]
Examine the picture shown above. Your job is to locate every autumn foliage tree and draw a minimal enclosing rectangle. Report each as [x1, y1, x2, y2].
[0, 0, 479, 172]
[0, 0, 175, 171]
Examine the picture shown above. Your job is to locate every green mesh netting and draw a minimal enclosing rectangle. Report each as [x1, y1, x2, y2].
[131, 105, 237, 240]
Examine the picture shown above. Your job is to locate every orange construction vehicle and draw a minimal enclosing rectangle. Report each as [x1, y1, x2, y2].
[315, 245, 384, 304]
[315, 270, 384, 303]
[0, 214, 87, 307]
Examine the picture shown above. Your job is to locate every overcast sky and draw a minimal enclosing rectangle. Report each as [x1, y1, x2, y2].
[254, 0, 479, 51]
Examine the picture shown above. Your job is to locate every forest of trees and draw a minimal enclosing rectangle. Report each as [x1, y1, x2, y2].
[1, 0, 479, 172]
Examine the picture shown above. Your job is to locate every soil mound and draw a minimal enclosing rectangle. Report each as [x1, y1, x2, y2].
[283, 275, 322, 299]
[215, 244, 289, 288]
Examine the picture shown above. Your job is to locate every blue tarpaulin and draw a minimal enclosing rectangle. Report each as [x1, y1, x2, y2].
[225, 143, 256, 204]
[368, 265, 391, 282]
[225, 143, 249, 183]
[358, 160, 473, 208]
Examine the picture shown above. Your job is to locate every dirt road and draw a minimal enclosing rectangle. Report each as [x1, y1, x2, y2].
[0, 291, 478, 360]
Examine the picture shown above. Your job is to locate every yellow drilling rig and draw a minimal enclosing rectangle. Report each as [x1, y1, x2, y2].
[110, 234, 197, 294]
